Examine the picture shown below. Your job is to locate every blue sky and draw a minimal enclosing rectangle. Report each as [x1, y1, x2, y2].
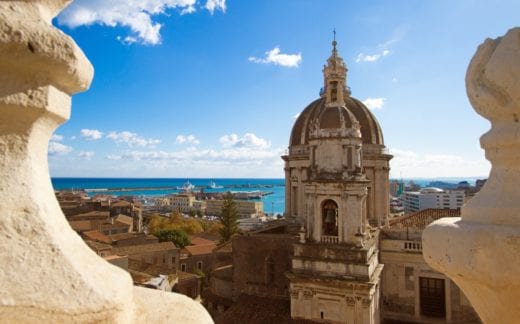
[48, 0, 519, 178]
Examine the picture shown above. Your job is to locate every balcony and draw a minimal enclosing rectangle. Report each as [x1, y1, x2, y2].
[320, 235, 339, 244]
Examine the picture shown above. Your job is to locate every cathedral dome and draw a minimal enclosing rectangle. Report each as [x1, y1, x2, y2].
[290, 96, 384, 146]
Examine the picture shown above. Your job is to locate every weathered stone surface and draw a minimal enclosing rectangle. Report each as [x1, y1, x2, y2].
[423, 27, 520, 323]
[0, 1, 212, 323]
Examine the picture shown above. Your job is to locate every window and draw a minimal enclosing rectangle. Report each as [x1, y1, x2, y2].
[420, 277, 446, 318]
[405, 267, 414, 290]
[181, 263, 186, 272]
[197, 261, 203, 271]
[322, 200, 338, 236]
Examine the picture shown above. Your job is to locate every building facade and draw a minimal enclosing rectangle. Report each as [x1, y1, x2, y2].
[283, 39, 391, 323]
[381, 209, 480, 323]
[205, 199, 263, 218]
[402, 188, 465, 213]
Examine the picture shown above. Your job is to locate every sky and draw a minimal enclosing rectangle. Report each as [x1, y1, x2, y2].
[48, 0, 520, 179]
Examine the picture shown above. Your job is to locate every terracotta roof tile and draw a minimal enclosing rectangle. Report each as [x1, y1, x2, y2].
[184, 243, 216, 256]
[83, 230, 112, 243]
[189, 237, 216, 246]
[113, 242, 177, 255]
[389, 208, 461, 230]
[128, 259, 176, 277]
[115, 214, 133, 226]
[216, 294, 318, 324]
[214, 240, 232, 253]
[69, 220, 92, 232]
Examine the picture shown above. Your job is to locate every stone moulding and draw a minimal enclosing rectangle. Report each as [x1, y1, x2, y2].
[0, 1, 212, 323]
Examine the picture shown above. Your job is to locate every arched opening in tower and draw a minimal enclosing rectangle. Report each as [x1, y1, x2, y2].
[322, 200, 339, 236]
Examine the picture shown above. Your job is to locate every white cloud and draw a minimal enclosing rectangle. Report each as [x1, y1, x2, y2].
[249, 47, 302, 68]
[104, 133, 281, 176]
[107, 131, 161, 148]
[205, 0, 226, 14]
[57, 0, 226, 45]
[355, 49, 390, 63]
[219, 133, 270, 149]
[106, 155, 122, 160]
[80, 129, 103, 141]
[175, 134, 200, 145]
[78, 151, 95, 160]
[51, 134, 64, 141]
[362, 98, 386, 110]
[390, 149, 491, 178]
[109, 146, 282, 164]
[49, 142, 73, 155]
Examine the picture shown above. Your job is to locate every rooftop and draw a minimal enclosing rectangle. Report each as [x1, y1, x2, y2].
[389, 208, 461, 230]
[114, 242, 178, 255]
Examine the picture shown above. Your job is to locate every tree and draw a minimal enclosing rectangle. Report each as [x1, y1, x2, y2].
[147, 214, 164, 234]
[218, 192, 239, 243]
[154, 228, 191, 248]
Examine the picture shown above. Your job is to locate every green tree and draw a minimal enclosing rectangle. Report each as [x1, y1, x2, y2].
[155, 228, 191, 248]
[218, 192, 239, 243]
[147, 214, 164, 234]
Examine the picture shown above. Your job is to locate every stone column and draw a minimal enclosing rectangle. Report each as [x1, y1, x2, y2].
[0, 1, 212, 323]
[284, 166, 291, 217]
[423, 27, 520, 324]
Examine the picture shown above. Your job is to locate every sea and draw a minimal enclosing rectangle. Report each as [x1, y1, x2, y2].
[51, 178, 287, 214]
[51, 177, 483, 215]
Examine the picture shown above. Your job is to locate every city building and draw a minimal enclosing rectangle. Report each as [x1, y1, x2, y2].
[381, 209, 479, 322]
[205, 199, 263, 219]
[389, 179, 404, 197]
[402, 188, 465, 213]
[170, 194, 196, 213]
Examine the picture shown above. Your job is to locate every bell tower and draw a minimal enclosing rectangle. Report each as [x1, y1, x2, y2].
[286, 34, 383, 324]
[322, 30, 351, 105]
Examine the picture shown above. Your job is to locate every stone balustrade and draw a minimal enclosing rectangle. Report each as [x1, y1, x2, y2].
[403, 241, 422, 252]
[320, 235, 339, 244]
[0, 1, 212, 322]
[423, 27, 520, 324]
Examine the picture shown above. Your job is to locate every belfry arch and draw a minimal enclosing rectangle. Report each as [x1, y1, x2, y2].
[321, 199, 338, 236]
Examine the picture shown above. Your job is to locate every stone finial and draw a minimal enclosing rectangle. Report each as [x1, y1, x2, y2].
[0, 1, 212, 322]
[423, 27, 520, 324]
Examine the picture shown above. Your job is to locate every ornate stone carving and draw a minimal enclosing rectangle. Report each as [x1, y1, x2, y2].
[345, 296, 356, 306]
[0, 1, 211, 323]
[423, 27, 520, 324]
[303, 290, 314, 299]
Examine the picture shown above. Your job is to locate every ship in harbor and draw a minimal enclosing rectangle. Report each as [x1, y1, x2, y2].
[176, 180, 195, 192]
[207, 181, 223, 189]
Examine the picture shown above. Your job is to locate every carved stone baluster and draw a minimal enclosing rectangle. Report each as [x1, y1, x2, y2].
[423, 27, 520, 324]
[0, 1, 212, 322]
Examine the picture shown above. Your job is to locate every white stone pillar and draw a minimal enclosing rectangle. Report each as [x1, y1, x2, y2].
[423, 27, 520, 324]
[284, 166, 291, 217]
[0, 1, 212, 322]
